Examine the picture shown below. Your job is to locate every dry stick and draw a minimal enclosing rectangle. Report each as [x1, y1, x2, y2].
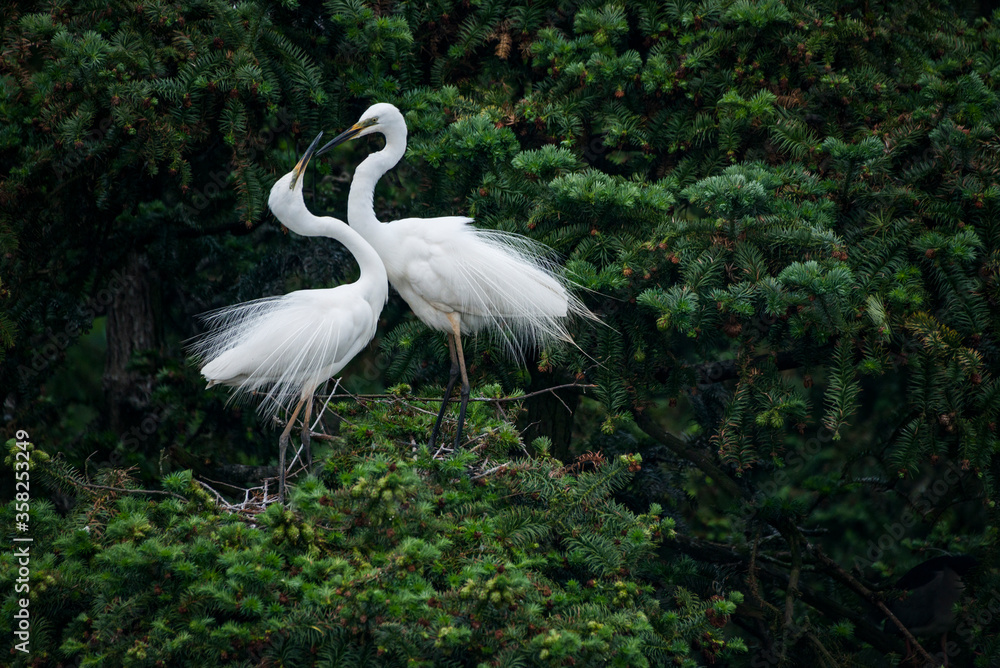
[472, 463, 510, 479]
[315, 382, 596, 405]
[198, 475, 258, 493]
[804, 632, 840, 668]
[433, 440, 453, 460]
[194, 477, 267, 512]
[77, 483, 188, 501]
[196, 480, 229, 505]
[805, 541, 936, 666]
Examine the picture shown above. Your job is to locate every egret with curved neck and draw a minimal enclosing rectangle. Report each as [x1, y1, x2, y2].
[319, 103, 594, 449]
[191, 133, 388, 501]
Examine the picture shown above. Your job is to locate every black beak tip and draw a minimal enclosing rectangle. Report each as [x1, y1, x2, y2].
[303, 131, 324, 159]
[315, 137, 339, 157]
[316, 127, 361, 157]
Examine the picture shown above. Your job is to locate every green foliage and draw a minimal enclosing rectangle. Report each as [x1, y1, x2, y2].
[0, 409, 743, 667]
[5, 0, 1000, 665]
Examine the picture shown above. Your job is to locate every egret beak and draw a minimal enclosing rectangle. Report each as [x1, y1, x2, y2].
[290, 131, 324, 189]
[317, 118, 378, 156]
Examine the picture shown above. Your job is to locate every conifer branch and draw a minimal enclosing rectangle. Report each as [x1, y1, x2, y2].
[803, 542, 936, 666]
[632, 411, 748, 501]
[670, 534, 905, 655]
[682, 350, 806, 385]
[780, 533, 802, 661]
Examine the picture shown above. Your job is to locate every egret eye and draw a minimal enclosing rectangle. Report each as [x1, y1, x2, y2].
[324, 102, 599, 452]
[194, 130, 387, 504]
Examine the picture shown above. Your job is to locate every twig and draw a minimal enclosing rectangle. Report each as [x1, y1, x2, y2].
[315, 382, 596, 405]
[195, 480, 229, 505]
[804, 541, 936, 666]
[77, 483, 188, 502]
[781, 533, 802, 661]
[433, 440, 453, 459]
[197, 475, 256, 493]
[804, 631, 839, 668]
[473, 463, 510, 479]
[633, 411, 748, 501]
[670, 533, 899, 654]
[311, 378, 338, 430]
[684, 350, 806, 385]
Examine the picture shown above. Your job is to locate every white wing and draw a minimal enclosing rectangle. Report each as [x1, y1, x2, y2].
[189, 287, 379, 416]
[381, 216, 594, 360]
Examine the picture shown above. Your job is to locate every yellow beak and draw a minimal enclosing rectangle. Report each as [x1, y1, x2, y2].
[317, 119, 374, 156]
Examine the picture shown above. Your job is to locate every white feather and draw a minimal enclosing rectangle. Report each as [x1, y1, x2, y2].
[189, 159, 388, 418]
[190, 287, 381, 417]
[317, 103, 597, 363]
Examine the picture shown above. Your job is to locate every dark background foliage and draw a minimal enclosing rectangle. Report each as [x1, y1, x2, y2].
[2, 0, 1000, 665]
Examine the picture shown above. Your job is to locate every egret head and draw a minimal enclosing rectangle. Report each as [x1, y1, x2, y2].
[268, 131, 323, 218]
[317, 103, 406, 154]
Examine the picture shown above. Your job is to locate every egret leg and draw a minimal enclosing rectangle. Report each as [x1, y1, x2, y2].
[428, 333, 460, 450]
[278, 397, 306, 503]
[447, 314, 471, 449]
[301, 394, 314, 471]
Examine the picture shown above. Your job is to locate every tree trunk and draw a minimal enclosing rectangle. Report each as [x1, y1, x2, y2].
[520, 370, 580, 462]
[103, 251, 160, 438]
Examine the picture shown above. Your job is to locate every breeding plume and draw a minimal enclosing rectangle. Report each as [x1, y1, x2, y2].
[319, 103, 593, 448]
[191, 133, 389, 501]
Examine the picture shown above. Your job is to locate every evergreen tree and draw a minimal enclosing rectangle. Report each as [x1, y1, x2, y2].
[2, 0, 1000, 665]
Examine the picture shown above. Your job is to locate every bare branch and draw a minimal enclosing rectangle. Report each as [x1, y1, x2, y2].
[781, 533, 802, 661]
[804, 541, 935, 666]
[315, 382, 596, 405]
[75, 483, 188, 502]
[632, 411, 748, 501]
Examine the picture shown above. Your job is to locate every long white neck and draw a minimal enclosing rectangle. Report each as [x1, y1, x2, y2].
[347, 125, 407, 238]
[307, 213, 388, 288]
[273, 194, 388, 289]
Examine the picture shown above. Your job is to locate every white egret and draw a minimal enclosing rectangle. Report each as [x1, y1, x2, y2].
[190, 133, 389, 501]
[318, 103, 594, 449]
